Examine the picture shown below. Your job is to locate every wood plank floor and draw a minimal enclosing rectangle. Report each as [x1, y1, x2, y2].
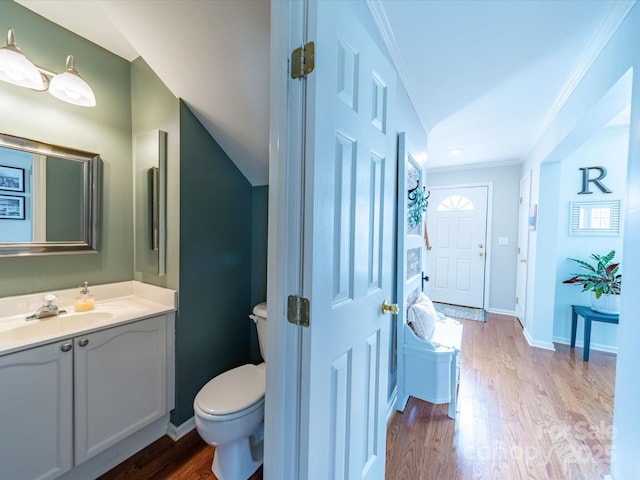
[100, 312, 615, 480]
[386, 313, 616, 480]
[98, 429, 262, 480]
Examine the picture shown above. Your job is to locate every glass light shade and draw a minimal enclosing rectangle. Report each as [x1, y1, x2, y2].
[49, 55, 96, 107]
[0, 29, 44, 90]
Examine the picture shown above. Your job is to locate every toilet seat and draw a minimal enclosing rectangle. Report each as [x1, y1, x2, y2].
[195, 364, 265, 421]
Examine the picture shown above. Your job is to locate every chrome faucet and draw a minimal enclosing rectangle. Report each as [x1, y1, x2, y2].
[26, 294, 67, 320]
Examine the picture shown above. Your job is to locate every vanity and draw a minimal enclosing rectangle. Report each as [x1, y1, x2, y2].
[0, 94, 173, 478]
[0, 281, 176, 480]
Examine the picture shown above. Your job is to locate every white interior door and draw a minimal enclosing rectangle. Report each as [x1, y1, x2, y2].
[396, 133, 427, 319]
[395, 132, 427, 409]
[298, 2, 396, 479]
[427, 186, 488, 308]
[515, 173, 531, 325]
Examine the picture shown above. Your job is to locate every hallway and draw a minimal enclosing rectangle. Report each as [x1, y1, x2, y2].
[386, 313, 616, 479]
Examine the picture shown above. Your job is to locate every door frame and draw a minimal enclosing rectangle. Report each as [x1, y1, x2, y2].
[267, 2, 398, 477]
[426, 182, 493, 310]
[515, 171, 531, 327]
[264, 2, 305, 479]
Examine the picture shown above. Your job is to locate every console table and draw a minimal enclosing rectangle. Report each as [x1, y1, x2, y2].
[570, 305, 619, 361]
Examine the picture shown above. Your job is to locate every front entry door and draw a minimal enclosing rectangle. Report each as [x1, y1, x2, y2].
[298, 2, 397, 479]
[427, 186, 488, 308]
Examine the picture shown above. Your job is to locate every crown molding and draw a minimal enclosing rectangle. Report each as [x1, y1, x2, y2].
[426, 158, 522, 174]
[521, 0, 637, 160]
[366, 0, 433, 134]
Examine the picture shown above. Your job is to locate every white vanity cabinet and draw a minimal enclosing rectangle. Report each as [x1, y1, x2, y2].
[74, 314, 168, 463]
[0, 313, 173, 480]
[0, 339, 74, 480]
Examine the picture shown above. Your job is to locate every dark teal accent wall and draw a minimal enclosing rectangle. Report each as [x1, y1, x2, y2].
[250, 185, 268, 363]
[174, 101, 254, 425]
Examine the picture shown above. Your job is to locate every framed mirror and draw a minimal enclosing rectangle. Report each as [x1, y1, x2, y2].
[569, 200, 621, 236]
[0, 132, 100, 256]
[134, 130, 167, 276]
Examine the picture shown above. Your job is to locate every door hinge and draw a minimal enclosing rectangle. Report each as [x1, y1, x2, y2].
[519, 197, 523, 205]
[291, 41, 315, 79]
[516, 296, 519, 305]
[287, 295, 310, 327]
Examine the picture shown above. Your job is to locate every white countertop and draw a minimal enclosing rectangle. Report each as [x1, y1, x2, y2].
[0, 281, 176, 356]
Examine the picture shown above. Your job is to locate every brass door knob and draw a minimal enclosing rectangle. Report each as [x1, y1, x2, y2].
[381, 299, 399, 315]
[520, 258, 527, 263]
[479, 252, 484, 257]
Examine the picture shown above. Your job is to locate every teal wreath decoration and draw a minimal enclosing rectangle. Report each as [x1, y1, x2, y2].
[408, 185, 429, 228]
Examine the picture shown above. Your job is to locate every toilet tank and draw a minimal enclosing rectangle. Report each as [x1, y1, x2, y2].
[251, 302, 268, 362]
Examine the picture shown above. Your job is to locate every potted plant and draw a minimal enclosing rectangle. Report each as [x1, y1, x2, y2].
[563, 250, 621, 314]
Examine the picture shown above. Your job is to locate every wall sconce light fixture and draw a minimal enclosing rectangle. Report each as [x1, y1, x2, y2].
[0, 28, 96, 107]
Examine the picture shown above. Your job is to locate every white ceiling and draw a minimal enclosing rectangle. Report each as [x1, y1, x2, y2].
[370, 0, 635, 170]
[15, 0, 635, 181]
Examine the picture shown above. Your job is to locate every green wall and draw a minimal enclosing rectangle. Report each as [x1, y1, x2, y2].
[174, 101, 254, 425]
[0, 2, 133, 296]
[131, 58, 180, 290]
[45, 156, 84, 241]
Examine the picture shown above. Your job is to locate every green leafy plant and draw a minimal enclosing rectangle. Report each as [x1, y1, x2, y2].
[563, 250, 621, 298]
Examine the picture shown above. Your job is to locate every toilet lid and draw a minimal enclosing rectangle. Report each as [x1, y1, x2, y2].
[195, 364, 265, 416]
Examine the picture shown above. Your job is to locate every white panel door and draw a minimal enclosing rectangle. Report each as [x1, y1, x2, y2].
[396, 132, 427, 325]
[299, 2, 396, 479]
[427, 186, 488, 308]
[395, 132, 427, 406]
[516, 173, 531, 325]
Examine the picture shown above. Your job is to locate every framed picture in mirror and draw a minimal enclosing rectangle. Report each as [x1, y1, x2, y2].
[0, 165, 25, 192]
[0, 194, 25, 220]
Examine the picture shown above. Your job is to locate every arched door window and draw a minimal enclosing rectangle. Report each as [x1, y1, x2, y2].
[436, 195, 475, 211]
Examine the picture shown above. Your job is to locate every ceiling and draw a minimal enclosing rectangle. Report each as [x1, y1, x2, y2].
[15, 0, 635, 182]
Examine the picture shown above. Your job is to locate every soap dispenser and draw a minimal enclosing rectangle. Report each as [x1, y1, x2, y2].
[74, 281, 95, 312]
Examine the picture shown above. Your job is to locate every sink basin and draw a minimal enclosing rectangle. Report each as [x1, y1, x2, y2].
[0, 290, 174, 355]
[0, 311, 114, 342]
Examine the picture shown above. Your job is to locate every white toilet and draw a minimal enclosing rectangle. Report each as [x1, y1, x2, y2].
[194, 302, 268, 480]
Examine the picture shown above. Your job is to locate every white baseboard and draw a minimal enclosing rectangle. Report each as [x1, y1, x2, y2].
[522, 328, 556, 351]
[168, 416, 196, 441]
[487, 307, 516, 316]
[553, 336, 618, 355]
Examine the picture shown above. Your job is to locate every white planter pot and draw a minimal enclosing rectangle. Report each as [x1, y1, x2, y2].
[590, 292, 620, 315]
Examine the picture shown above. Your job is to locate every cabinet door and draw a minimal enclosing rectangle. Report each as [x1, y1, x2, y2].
[0, 340, 73, 480]
[74, 315, 167, 463]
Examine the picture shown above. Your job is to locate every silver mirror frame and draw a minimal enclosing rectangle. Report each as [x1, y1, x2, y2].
[0, 132, 100, 256]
